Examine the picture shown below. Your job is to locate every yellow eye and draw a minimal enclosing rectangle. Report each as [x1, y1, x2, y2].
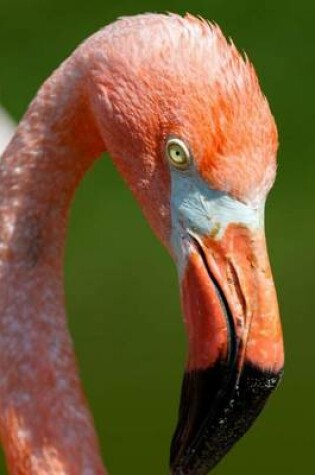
[166, 138, 191, 170]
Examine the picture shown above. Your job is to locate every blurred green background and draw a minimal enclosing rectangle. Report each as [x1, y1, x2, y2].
[0, 0, 313, 473]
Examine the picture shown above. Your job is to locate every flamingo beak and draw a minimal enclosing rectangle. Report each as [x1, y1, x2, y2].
[170, 223, 284, 474]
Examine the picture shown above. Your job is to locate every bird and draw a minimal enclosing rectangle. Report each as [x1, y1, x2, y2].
[0, 105, 15, 156]
[0, 13, 284, 475]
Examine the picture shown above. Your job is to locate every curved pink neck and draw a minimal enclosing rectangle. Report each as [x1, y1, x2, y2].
[0, 58, 107, 474]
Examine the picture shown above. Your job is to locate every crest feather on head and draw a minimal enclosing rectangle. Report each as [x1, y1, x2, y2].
[84, 13, 278, 204]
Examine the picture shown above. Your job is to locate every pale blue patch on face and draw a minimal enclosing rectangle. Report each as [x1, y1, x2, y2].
[169, 165, 265, 274]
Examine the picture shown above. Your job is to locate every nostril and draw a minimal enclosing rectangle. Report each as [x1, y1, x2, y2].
[188, 233, 238, 366]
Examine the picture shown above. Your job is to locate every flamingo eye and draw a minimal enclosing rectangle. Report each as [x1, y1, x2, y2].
[166, 138, 191, 170]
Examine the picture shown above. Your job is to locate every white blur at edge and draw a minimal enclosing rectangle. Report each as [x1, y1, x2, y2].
[0, 105, 15, 156]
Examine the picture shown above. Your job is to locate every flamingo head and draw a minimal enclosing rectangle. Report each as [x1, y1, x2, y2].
[88, 14, 284, 474]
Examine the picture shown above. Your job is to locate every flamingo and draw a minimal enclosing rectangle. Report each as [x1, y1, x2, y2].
[0, 13, 284, 475]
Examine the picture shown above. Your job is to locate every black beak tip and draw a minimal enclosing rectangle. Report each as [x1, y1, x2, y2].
[170, 362, 283, 475]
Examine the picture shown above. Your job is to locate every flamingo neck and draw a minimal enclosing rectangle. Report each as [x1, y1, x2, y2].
[0, 59, 107, 474]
